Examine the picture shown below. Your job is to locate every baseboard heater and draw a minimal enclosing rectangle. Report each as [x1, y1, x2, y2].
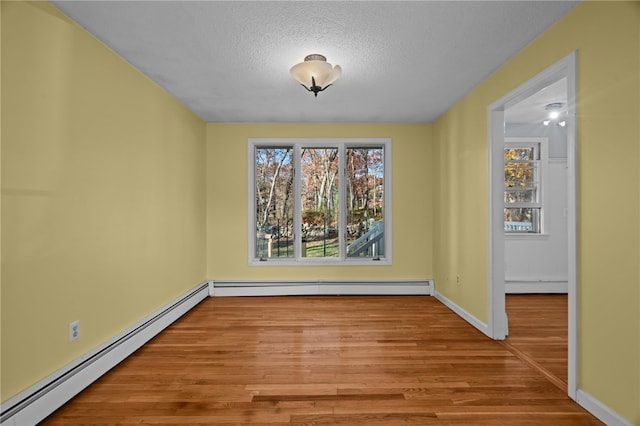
[0, 282, 210, 426]
[505, 279, 568, 294]
[210, 279, 434, 297]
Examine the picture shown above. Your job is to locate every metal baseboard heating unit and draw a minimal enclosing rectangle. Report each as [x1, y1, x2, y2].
[210, 279, 434, 297]
[0, 282, 210, 426]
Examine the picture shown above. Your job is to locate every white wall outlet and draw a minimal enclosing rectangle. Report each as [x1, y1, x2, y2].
[69, 320, 80, 341]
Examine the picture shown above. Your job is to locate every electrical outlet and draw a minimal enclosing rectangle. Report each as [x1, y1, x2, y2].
[456, 275, 461, 285]
[69, 320, 80, 341]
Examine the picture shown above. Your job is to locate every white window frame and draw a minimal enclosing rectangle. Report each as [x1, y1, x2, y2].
[504, 137, 548, 236]
[248, 138, 392, 266]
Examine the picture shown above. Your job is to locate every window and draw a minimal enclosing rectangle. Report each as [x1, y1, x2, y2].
[504, 137, 547, 234]
[249, 139, 391, 264]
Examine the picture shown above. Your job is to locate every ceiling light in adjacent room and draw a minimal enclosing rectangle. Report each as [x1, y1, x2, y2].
[543, 102, 565, 126]
[290, 54, 342, 97]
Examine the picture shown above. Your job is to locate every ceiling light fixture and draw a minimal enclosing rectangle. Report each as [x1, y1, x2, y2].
[290, 54, 342, 97]
[543, 102, 565, 126]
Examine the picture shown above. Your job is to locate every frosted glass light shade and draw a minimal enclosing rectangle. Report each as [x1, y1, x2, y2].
[290, 54, 341, 96]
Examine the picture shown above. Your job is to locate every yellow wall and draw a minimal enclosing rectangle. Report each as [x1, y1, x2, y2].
[207, 123, 433, 281]
[433, 2, 640, 423]
[1, 2, 207, 401]
[432, 98, 490, 321]
[2, 0, 639, 423]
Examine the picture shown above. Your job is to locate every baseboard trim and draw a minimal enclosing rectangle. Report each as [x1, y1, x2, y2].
[434, 292, 630, 425]
[210, 280, 434, 297]
[434, 290, 490, 337]
[0, 282, 210, 426]
[575, 389, 632, 426]
[2, 281, 627, 426]
[505, 280, 568, 294]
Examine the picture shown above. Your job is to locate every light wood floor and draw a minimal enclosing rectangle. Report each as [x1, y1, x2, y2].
[42, 295, 600, 425]
[504, 294, 569, 392]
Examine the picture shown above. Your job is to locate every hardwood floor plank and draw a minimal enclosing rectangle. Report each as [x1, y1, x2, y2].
[504, 294, 569, 391]
[42, 296, 599, 425]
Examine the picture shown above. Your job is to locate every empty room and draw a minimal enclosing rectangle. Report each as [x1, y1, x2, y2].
[1, 1, 638, 425]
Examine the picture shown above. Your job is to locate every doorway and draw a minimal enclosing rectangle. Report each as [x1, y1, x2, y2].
[487, 52, 577, 399]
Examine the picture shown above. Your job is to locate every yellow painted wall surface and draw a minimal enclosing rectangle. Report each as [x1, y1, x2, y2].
[207, 123, 432, 281]
[433, 2, 640, 423]
[1, 2, 207, 401]
[3, 0, 639, 423]
[432, 98, 490, 322]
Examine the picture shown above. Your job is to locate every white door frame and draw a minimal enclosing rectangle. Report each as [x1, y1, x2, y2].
[487, 51, 577, 400]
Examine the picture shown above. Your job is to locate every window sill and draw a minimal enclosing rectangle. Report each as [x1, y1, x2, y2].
[249, 258, 391, 266]
[505, 233, 549, 240]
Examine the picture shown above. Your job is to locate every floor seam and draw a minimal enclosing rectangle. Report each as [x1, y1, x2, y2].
[500, 340, 567, 393]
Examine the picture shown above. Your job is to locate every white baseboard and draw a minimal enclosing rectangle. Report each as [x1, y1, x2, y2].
[0, 282, 210, 426]
[2, 281, 628, 426]
[576, 389, 632, 426]
[434, 292, 630, 425]
[505, 280, 568, 293]
[433, 290, 490, 337]
[210, 280, 433, 297]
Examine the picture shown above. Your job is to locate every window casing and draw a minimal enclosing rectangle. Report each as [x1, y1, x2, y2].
[504, 137, 548, 234]
[249, 138, 391, 265]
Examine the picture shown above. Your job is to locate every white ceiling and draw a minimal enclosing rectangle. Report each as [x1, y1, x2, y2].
[51, 0, 578, 123]
[505, 77, 568, 124]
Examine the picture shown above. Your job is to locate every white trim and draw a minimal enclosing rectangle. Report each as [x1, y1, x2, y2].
[505, 233, 550, 240]
[210, 280, 433, 297]
[565, 51, 578, 402]
[437, 287, 630, 425]
[505, 281, 568, 293]
[576, 389, 632, 426]
[434, 290, 491, 338]
[488, 108, 507, 339]
[247, 138, 392, 266]
[0, 282, 210, 426]
[487, 51, 578, 398]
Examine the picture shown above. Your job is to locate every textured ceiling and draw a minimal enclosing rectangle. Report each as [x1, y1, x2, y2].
[51, 1, 578, 123]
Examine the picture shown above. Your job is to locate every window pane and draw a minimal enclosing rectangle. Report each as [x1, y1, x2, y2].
[250, 138, 391, 264]
[504, 147, 536, 161]
[255, 147, 294, 258]
[346, 147, 385, 257]
[504, 188, 537, 203]
[300, 148, 339, 258]
[504, 207, 540, 232]
[504, 162, 537, 188]
[504, 143, 542, 233]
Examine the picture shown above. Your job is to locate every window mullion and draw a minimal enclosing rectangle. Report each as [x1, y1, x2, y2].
[338, 145, 346, 260]
[507, 202, 542, 208]
[293, 144, 302, 260]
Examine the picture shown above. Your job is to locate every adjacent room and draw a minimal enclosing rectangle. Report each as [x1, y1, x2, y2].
[2, 1, 638, 425]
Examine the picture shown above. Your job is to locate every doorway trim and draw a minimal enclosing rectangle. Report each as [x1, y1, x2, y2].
[487, 51, 577, 399]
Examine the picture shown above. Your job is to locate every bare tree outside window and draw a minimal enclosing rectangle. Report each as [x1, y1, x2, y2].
[300, 148, 340, 257]
[255, 147, 293, 258]
[250, 139, 390, 264]
[346, 147, 384, 257]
